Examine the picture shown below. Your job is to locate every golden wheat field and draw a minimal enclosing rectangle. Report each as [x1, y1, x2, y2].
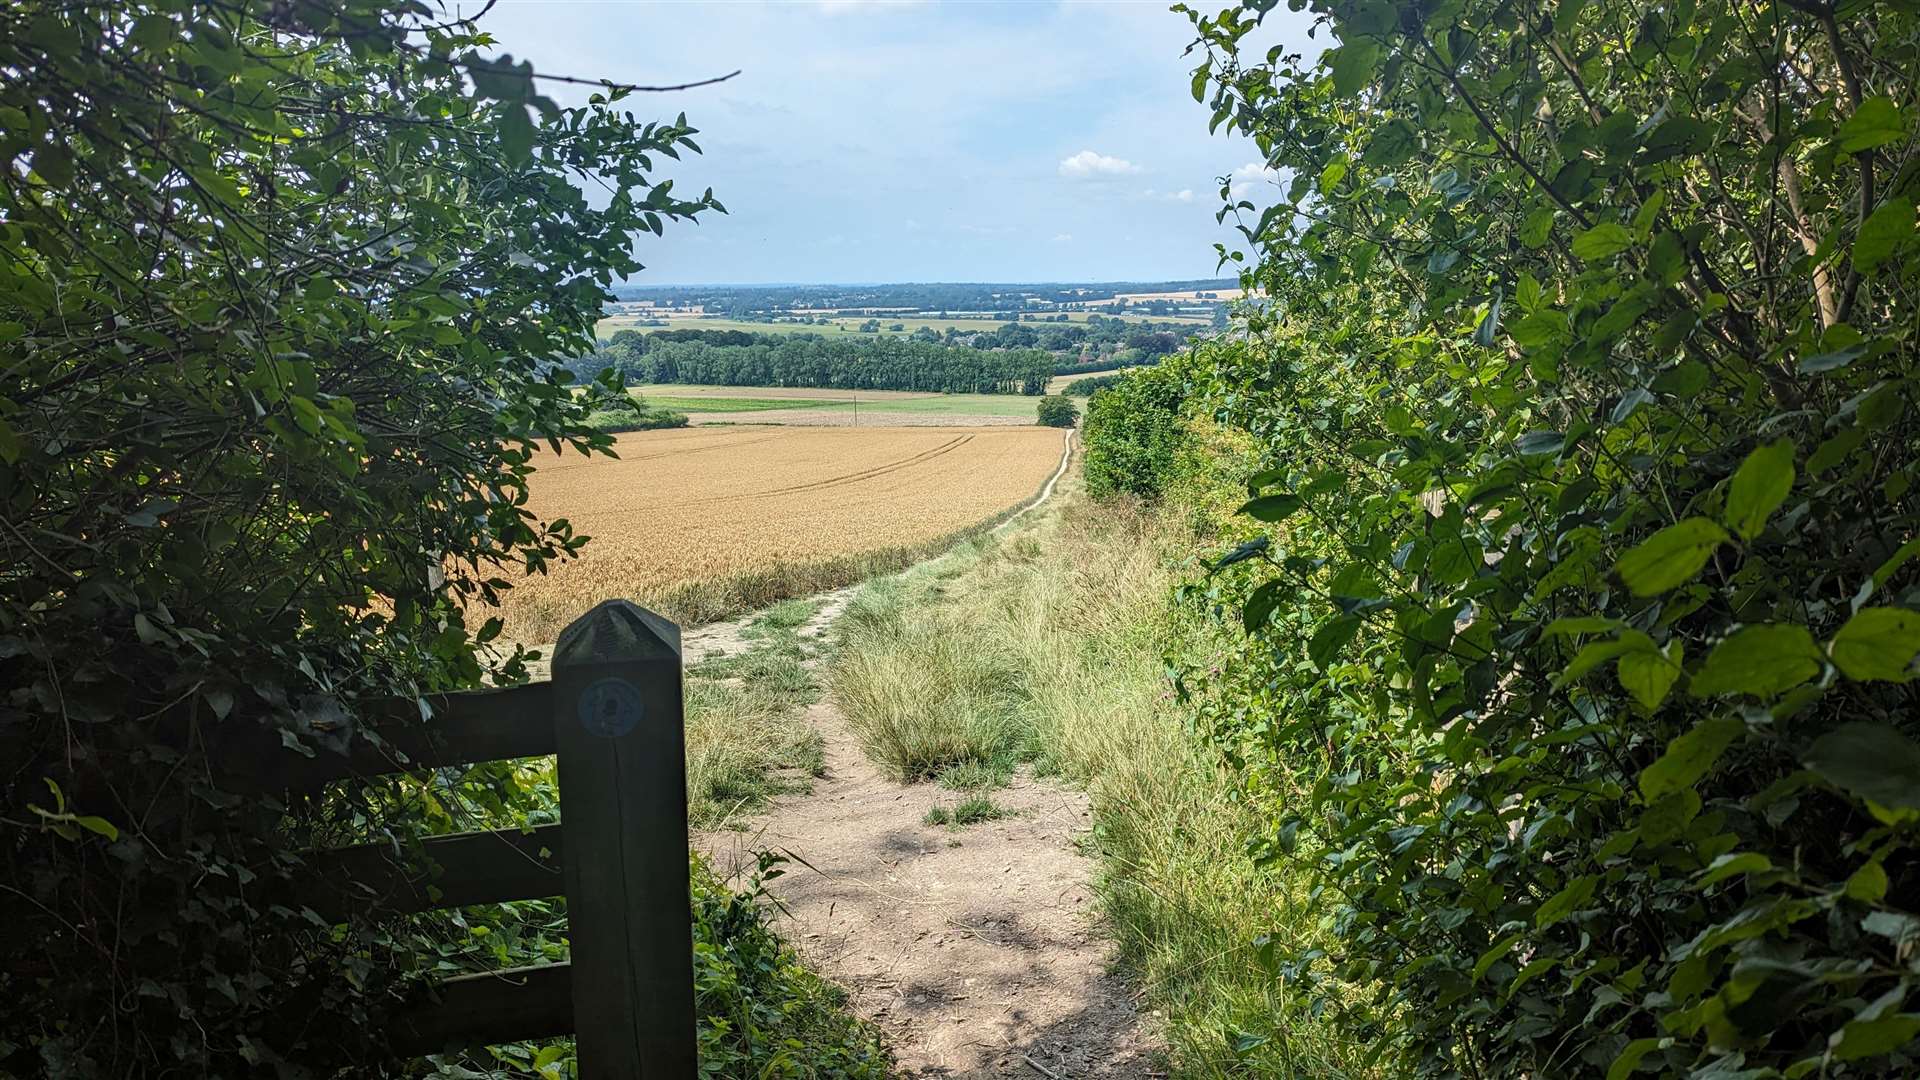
[495, 426, 1068, 641]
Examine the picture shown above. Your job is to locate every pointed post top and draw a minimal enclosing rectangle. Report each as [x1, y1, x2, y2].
[553, 599, 680, 669]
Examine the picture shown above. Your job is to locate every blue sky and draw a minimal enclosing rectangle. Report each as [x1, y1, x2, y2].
[477, 0, 1313, 285]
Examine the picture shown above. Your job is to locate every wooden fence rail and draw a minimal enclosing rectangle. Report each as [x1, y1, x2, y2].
[259, 599, 695, 1077]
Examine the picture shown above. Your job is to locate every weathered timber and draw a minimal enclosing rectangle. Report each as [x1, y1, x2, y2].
[217, 682, 557, 791]
[552, 599, 696, 1077]
[300, 823, 565, 921]
[386, 963, 575, 1056]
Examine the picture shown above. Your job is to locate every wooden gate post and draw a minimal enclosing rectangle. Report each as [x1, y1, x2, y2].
[552, 600, 695, 1077]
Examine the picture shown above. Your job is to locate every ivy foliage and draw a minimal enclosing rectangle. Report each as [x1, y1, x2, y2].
[0, 1, 719, 1073]
[1155, 0, 1920, 1073]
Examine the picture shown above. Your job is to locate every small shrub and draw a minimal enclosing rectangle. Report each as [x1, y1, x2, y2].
[924, 795, 1009, 828]
[581, 403, 690, 433]
[1035, 394, 1079, 428]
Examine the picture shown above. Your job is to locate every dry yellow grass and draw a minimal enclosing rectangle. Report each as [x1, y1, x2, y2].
[496, 426, 1066, 641]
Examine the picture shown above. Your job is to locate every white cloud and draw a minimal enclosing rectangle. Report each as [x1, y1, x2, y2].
[1169, 188, 1194, 202]
[1058, 149, 1142, 178]
[1051, 233, 1074, 243]
[1230, 162, 1281, 199]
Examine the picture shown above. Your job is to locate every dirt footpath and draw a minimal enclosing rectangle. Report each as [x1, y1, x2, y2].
[696, 592, 1156, 1078]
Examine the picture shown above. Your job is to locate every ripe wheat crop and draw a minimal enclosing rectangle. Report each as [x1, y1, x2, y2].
[494, 426, 1066, 641]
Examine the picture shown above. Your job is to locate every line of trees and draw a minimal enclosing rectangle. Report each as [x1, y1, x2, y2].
[578, 331, 1053, 394]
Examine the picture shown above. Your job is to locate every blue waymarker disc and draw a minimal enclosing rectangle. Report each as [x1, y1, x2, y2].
[578, 677, 643, 738]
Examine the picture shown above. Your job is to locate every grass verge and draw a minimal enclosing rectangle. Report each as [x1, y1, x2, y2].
[684, 613, 825, 828]
[826, 485, 1371, 1078]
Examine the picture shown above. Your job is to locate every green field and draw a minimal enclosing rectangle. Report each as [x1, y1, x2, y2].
[627, 384, 1039, 421]
[637, 394, 834, 413]
[840, 394, 1034, 417]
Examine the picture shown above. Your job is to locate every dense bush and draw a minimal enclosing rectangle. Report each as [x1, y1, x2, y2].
[1122, 0, 1920, 1074]
[1036, 395, 1080, 428]
[0, 2, 724, 1073]
[1082, 363, 1192, 499]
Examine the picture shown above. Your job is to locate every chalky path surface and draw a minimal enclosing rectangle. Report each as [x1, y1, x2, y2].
[696, 586, 1156, 1077]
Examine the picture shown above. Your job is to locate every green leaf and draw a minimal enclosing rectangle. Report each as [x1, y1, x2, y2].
[1472, 933, 1521, 981]
[1830, 607, 1920, 681]
[1520, 206, 1556, 248]
[1855, 197, 1914, 274]
[1797, 344, 1866, 375]
[1326, 42, 1382, 98]
[1723, 439, 1795, 540]
[1829, 1013, 1920, 1061]
[1640, 788, 1701, 844]
[1571, 223, 1634, 260]
[1615, 518, 1728, 596]
[1611, 389, 1654, 425]
[1809, 426, 1866, 474]
[1308, 615, 1363, 670]
[1557, 630, 1655, 685]
[1607, 1037, 1671, 1080]
[73, 815, 119, 841]
[1835, 97, 1908, 154]
[1239, 493, 1303, 522]
[1475, 292, 1503, 347]
[1689, 624, 1821, 698]
[1846, 861, 1889, 903]
[1536, 874, 1599, 927]
[32, 143, 73, 188]
[1695, 852, 1771, 888]
[1639, 714, 1742, 798]
[1873, 538, 1920, 587]
[1805, 722, 1920, 811]
[1619, 640, 1683, 710]
[1514, 431, 1565, 456]
[499, 104, 536, 164]
[1244, 580, 1284, 632]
